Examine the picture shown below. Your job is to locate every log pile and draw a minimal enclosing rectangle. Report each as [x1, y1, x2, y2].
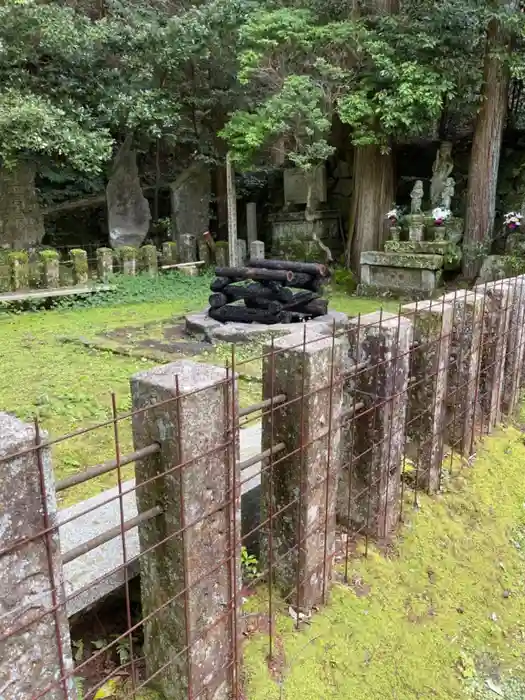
[208, 259, 331, 324]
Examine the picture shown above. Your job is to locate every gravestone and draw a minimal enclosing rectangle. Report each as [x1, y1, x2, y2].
[107, 141, 151, 249]
[170, 163, 211, 243]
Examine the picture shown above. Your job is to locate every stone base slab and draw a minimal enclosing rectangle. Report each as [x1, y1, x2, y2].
[185, 309, 348, 343]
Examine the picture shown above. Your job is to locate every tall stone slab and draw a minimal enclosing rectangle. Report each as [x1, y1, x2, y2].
[338, 312, 412, 539]
[107, 140, 151, 249]
[401, 300, 453, 493]
[438, 291, 484, 456]
[131, 361, 240, 700]
[0, 413, 75, 700]
[246, 202, 257, 248]
[261, 332, 344, 612]
[170, 163, 211, 244]
[179, 234, 197, 264]
[474, 282, 511, 432]
[250, 240, 265, 261]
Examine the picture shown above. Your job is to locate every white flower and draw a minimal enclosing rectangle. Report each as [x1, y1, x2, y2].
[432, 207, 451, 223]
[504, 211, 522, 227]
[386, 208, 399, 221]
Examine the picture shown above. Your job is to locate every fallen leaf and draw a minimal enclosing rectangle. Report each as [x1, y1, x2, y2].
[94, 679, 121, 699]
[485, 678, 504, 696]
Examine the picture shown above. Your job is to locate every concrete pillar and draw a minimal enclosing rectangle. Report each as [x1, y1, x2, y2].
[261, 332, 344, 612]
[162, 241, 178, 265]
[246, 202, 257, 248]
[131, 361, 240, 700]
[96, 247, 113, 282]
[401, 300, 453, 493]
[250, 240, 265, 261]
[474, 282, 511, 432]
[8, 251, 29, 291]
[198, 238, 211, 266]
[40, 250, 60, 289]
[119, 246, 137, 276]
[215, 244, 228, 268]
[438, 291, 484, 456]
[141, 244, 158, 277]
[179, 234, 197, 264]
[69, 249, 88, 285]
[0, 413, 75, 700]
[338, 312, 412, 539]
[236, 239, 247, 266]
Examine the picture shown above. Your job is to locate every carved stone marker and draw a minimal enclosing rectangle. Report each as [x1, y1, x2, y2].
[170, 163, 211, 243]
[430, 142, 453, 207]
[107, 140, 151, 249]
[410, 180, 424, 214]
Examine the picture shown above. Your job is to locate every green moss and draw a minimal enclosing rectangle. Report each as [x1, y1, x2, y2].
[215, 241, 229, 249]
[8, 251, 29, 264]
[40, 249, 59, 261]
[96, 247, 112, 257]
[243, 426, 525, 699]
[333, 267, 357, 294]
[70, 249, 89, 281]
[119, 246, 137, 262]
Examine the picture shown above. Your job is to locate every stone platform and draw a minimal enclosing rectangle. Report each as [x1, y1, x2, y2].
[185, 308, 348, 343]
[359, 250, 444, 298]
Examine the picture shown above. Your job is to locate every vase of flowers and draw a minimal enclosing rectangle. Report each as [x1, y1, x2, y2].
[432, 207, 451, 240]
[386, 208, 401, 241]
[504, 212, 523, 231]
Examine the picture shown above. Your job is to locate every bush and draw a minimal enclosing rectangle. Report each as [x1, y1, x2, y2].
[334, 267, 357, 294]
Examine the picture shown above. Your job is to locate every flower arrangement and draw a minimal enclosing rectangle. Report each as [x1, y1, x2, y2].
[504, 212, 522, 231]
[432, 207, 451, 226]
[386, 208, 400, 225]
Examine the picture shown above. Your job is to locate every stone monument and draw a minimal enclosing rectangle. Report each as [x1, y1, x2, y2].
[430, 142, 454, 208]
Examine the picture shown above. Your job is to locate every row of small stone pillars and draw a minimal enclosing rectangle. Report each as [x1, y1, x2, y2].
[1, 276, 525, 699]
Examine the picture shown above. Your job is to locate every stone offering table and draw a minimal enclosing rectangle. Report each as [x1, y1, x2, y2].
[359, 249, 445, 297]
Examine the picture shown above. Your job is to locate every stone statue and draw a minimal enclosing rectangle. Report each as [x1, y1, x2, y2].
[430, 142, 454, 207]
[410, 180, 424, 214]
[441, 177, 455, 211]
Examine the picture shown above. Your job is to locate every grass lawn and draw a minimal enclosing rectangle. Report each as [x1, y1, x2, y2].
[0, 273, 396, 506]
[243, 422, 525, 699]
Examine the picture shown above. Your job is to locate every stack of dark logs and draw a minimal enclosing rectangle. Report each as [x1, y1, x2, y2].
[208, 259, 331, 324]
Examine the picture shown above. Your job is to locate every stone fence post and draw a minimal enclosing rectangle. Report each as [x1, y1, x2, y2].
[69, 249, 88, 285]
[96, 247, 113, 282]
[338, 312, 412, 539]
[40, 250, 60, 289]
[261, 331, 344, 613]
[130, 360, 241, 700]
[0, 413, 75, 700]
[8, 252, 29, 291]
[250, 240, 265, 261]
[401, 300, 453, 493]
[437, 291, 484, 456]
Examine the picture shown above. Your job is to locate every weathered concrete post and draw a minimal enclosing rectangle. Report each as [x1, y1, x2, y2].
[197, 237, 211, 267]
[8, 251, 29, 291]
[236, 239, 247, 266]
[215, 243, 229, 267]
[246, 202, 257, 249]
[250, 240, 265, 261]
[162, 241, 178, 265]
[69, 248, 89, 285]
[473, 282, 511, 432]
[338, 312, 412, 539]
[179, 233, 197, 264]
[437, 291, 484, 455]
[40, 249, 60, 289]
[0, 413, 75, 699]
[140, 244, 158, 277]
[131, 360, 240, 700]
[96, 247, 113, 282]
[261, 332, 344, 612]
[119, 246, 137, 276]
[401, 300, 453, 493]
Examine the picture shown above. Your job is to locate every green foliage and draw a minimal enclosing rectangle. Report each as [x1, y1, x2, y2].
[241, 546, 259, 582]
[333, 267, 357, 294]
[119, 247, 138, 262]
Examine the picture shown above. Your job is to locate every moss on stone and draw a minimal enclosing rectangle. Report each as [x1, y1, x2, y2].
[334, 267, 357, 294]
[243, 423, 525, 699]
[8, 251, 29, 264]
[361, 251, 444, 270]
[119, 246, 137, 262]
[39, 249, 59, 262]
[215, 241, 229, 249]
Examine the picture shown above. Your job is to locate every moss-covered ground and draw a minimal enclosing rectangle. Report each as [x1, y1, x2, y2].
[243, 423, 525, 699]
[0, 273, 396, 506]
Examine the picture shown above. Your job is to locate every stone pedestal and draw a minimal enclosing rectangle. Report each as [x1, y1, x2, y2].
[119, 247, 137, 276]
[250, 240, 265, 261]
[438, 291, 484, 456]
[338, 312, 412, 539]
[270, 211, 341, 261]
[179, 234, 197, 264]
[96, 247, 113, 281]
[401, 301, 453, 493]
[0, 413, 75, 700]
[141, 245, 158, 276]
[261, 332, 344, 612]
[69, 249, 88, 285]
[215, 244, 228, 267]
[407, 214, 425, 242]
[40, 251, 60, 289]
[236, 239, 247, 266]
[162, 241, 178, 265]
[359, 251, 444, 297]
[198, 237, 211, 266]
[131, 361, 240, 700]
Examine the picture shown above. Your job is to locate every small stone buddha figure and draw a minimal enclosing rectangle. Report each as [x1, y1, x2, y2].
[430, 142, 454, 207]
